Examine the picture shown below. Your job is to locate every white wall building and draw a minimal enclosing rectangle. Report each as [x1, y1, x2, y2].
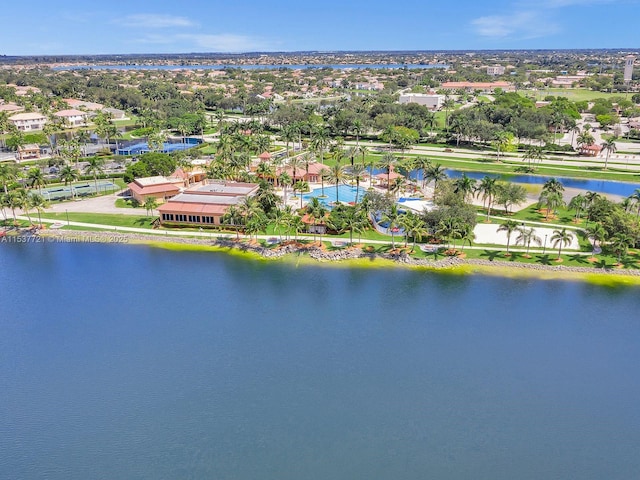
[487, 65, 506, 76]
[624, 55, 635, 84]
[398, 93, 444, 110]
[9, 112, 47, 131]
[54, 109, 88, 127]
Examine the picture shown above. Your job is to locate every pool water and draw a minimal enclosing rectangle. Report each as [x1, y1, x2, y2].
[303, 184, 365, 207]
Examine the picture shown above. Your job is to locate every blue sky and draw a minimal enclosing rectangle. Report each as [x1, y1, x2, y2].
[1, 0, 638, 55]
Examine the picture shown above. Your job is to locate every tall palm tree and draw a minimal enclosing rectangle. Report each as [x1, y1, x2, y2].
[550, 228, 574, 259]
[348, 164, 367, 204]
[59, 165, 79, 199]
[378, 153, 397, 191]
[453, 173, 476, 203]
[425, 163, 447, 192]
[400, 213, 427, 252]
[26, 168, 46, 191]
[538, 190, 565, 221]
[478, 176, 499, 220]
[629, 188, 640, 218]
[586, 223, 607, 251]
[381, 204, 402, 248]
[516, 226, 541, 256]
[497, 220, 520, 254]
[305, 197, 327, 243]
[143, 197, 159, 216]
[222, 205, 244, 239]
[84, 157, 105, 195]
[601, 138, 617, 170]
[28, 193, 48, 228]
[568, 194, 586, 223]
[0, 162, 19, 194]
[610, 233, 634, 264]
[412, 156, 432, 190]
[326, 164, 347, 204]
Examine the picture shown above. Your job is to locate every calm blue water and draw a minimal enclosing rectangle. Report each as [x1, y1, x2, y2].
[54, 64, 448, 71]
[1, 243, 640, 480]
[303, 184, 365, 207]
[403, 168, 640, 197]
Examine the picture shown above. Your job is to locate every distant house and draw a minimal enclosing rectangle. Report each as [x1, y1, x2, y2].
[280, 161, 331, 183]
[486, 65, 506, 76]
[7, 84, 41, 96]
[440, 81, 514, 92]
[54, 109, 88, 127]
[9, 112, 47, 131]
[0, 103, 24, 114]
[158, 181, 260, 226]
[16, 144, 41, 161]
[579, 144, 602, 157]
[398, 93, 444, 110]
[63, 99, 105, 111]
[102, 107, 126, 120]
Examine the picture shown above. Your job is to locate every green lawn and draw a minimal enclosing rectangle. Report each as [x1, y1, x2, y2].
[37, 212, 156, 229]
[525, 88, 621, 102]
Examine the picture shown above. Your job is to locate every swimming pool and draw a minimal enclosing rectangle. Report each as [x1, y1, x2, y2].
[302, 184, 365, 208]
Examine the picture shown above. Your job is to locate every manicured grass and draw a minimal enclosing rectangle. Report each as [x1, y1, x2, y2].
[509, 204, 579, 224]
[525, 88, 620, 102]
[37, 212, 156, 229]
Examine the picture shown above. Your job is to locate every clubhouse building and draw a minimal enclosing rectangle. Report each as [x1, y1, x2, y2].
[158, 181, 259, 226]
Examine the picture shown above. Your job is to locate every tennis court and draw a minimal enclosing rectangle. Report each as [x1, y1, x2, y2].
[38, 181, 118, 201]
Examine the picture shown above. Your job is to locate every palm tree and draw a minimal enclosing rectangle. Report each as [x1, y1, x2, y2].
[568, 194, 587, 223]
[538, 190, 565, 221]
[586, 223, 607, 251]
[610, 233, 634, 264]
[26, 168, 47, 191]
[0, 162, 19, 194]
[629, 188, 640, 218]
[84, 157, 105, 195]
[400, 213, 427, 252]
[478, 176, 499, 221]
[380, 204, 402, 248]
[601, 138, 617, 170]
[424, 163, 447, 192]
[278, 172, 292, 204]
[348, 164, 368, 203]
[523, 145, 545, 168]
[59, 165, 79, 199]
[497, 220, 520, 254]
[293, 180, 309, 209]
[28, 193, 48, 228]
[221, 205, 244, 239]
[453, 173, 476, 203]
[550, 228, 574, 259]
[542, 177, 565, 195]
[412, 156, 432, 190]
[515, 226, 542, 256]
[326, 164, 347, 204]
[305, 197, 327, 243]
[378, 153, 397, 191]
[442, 95, 455, 129]
[143, 197, 159, 216]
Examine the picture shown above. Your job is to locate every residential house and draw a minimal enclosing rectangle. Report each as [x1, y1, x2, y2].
[9, 112, 47, 131]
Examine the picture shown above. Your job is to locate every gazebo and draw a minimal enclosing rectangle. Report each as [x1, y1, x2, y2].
[375, 165, 402, 189]
[258, 151, 272, 162]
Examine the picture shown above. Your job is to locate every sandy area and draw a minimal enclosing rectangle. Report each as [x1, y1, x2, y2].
[473, 223, 580, 250]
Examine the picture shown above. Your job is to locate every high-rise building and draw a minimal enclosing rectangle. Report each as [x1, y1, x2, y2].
[624, 55, 635, 83]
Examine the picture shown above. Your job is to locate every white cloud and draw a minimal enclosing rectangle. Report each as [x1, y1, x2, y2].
[472, 11, 560, 39]
[119, 14, 196, 28]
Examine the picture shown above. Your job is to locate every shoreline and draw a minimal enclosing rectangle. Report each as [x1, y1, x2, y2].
[35, 229, 640, 286]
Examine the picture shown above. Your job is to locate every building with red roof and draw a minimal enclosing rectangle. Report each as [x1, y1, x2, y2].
[158, 181, 259, 227]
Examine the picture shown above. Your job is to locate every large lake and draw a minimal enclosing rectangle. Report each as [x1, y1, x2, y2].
[1, 243, 639, 480]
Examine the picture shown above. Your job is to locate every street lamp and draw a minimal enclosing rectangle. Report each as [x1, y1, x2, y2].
[543, 234, 548, 254]
[65, 209, 70, 226]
